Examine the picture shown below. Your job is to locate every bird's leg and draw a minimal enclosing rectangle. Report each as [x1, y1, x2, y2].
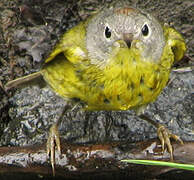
[138, 114, 183, 160]
[46, 104, 72, 176]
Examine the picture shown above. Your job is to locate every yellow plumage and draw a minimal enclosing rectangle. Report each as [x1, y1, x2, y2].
[42, 21, 185, 111]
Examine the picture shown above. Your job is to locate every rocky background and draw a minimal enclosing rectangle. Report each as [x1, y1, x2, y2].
[0, 0, 193, 174]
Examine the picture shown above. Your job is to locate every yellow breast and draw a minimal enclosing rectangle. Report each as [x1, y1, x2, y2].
[43, 44, 173, 111]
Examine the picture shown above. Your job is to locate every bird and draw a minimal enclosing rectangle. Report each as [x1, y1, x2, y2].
[5, 4, 186, 176]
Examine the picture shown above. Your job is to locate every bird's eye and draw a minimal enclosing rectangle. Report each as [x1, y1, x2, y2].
[105, 26, 111, 38]
[141, 24, 149, 36]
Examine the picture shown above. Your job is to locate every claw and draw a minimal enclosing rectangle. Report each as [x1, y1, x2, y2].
[138, 114, 184, 161]
[47, 123, 61, 176]
[157, 124, 183, 160]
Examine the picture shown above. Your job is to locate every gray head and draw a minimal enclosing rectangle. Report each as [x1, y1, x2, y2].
[86, 6, 165, 67]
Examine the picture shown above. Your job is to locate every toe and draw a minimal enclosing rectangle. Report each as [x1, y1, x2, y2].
[46, 123, 61, 176]
[157, 124, 183, 160]
[169, 133, 184, 145]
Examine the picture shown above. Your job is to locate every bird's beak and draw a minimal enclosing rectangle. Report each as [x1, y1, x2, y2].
[123, 33, 133, 48]
[113, 33, 134, 49]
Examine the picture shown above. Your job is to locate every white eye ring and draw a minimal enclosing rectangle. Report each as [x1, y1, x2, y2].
[141, 23, 151, 38]
[142, 24, 149, 36]
[105, 26, 111, 38]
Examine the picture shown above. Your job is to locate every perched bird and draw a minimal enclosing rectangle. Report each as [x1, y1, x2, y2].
[5, 4, 186, 176]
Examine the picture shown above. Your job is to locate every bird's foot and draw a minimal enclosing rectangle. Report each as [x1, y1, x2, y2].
[46, 123, 61, 176]
[157, 124, 184, 160]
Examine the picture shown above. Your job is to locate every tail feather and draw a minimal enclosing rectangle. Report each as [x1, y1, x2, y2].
[5, 71, 44, 91]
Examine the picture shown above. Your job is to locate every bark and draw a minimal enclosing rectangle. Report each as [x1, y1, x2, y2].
[0, 139, 194, 179]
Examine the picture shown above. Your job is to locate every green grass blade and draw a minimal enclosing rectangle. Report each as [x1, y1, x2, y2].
[121, 159, 194, 171]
